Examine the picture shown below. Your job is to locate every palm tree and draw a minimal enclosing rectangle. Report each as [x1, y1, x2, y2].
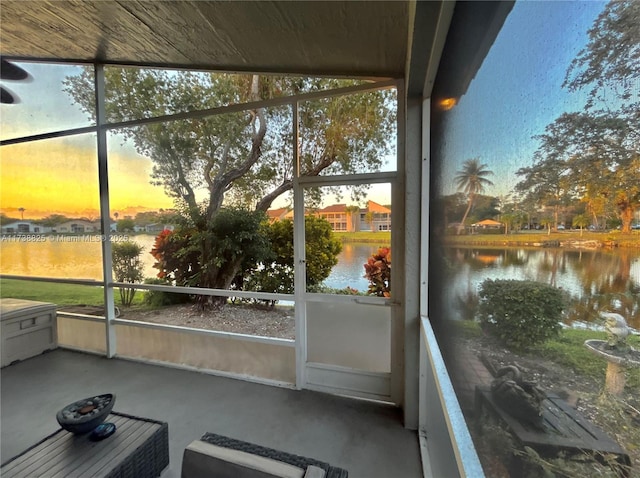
[345, 205, 361, 232]
[454, 159, 494, 234]
[540, 217, 553, 236]
[364, 211, 376, 232]
[572, 214, 589, 237]
[18, 207, 25, 220]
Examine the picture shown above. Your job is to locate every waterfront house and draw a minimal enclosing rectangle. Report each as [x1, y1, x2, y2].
[54, 220, 100, 234]
[266, 207, 291, 223]
[0, 221, 48, 234]
[315, 204, 352, 232]
[360, 201, 392, 232]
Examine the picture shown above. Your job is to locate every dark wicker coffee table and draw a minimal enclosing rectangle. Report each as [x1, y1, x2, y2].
[1, 411, 169, 478]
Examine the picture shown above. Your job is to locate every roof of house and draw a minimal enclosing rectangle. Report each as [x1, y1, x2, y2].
[473, 219, 502, 226]
[367, 201, 391, 213]
[267, 208, 290, 219]
[318, 204, 347, 214]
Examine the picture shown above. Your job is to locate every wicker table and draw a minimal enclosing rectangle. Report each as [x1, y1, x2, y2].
[1, 411, 169, 478]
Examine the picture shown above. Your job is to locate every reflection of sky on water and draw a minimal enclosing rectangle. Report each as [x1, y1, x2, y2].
[0, 236, 384, 294]
[322, 243, 384, 292]
[445, 248, 640, 326]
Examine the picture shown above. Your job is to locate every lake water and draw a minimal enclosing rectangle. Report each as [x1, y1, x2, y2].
[441, 247, 640, 329]
[2, 236, 638, 327]
[0, 234, 384, 293]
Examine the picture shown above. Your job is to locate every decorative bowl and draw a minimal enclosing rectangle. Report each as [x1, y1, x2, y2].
[56, 393, 116, 434]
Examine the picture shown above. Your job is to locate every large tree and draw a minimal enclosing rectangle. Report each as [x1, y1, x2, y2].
[525, 112, 639, 232]
[454, 158, 494, 234]
[515, 127, 575, 229]
[65, 70, 394, 304]
[520, 0, 640, 233]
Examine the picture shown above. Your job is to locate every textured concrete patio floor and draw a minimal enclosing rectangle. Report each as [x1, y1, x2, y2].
[1, 349, 422, 478]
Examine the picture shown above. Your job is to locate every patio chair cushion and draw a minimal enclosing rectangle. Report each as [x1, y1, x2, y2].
[182, 440, 308, 478]
[182, 432, 347, 478]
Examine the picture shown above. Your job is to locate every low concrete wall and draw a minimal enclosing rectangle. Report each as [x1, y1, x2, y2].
[55, 314, 295, 385]
[57, 316, 106, 354]
[115, 323, 296, 384]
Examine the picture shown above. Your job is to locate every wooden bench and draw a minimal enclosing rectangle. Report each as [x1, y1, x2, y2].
[475, 385, 631, 477]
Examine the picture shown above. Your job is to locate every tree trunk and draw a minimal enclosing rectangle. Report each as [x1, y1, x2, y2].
[619, 203, 634, 233]
[457, 194, 474, 235]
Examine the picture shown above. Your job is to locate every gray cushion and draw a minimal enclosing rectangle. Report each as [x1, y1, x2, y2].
[304, 466, 326, 478]
[182, 440, 306, 478]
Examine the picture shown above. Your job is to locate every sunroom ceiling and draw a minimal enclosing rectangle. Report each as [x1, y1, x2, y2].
[0, 0, 417, 78]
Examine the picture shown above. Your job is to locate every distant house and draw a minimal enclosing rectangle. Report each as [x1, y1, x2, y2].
[267, 201, 392, 232]
[360, 201, 392, 232]
[315, 204, 353, 232]
[1, 221, 48, 234]
[144, 223, 175, 234]
[266, 207, 291, 223]
[55, 220, 100, 233]
[133, 225, 146, 233]
[471, 219, 503, 231]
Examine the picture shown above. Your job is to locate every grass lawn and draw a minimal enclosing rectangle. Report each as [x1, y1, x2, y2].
[333, 231, 391, 244]
[454, 320, 640, 391]
[0, 278, 145, 307]
[443, 230, 640, 248]
[535, 327, 640, 390]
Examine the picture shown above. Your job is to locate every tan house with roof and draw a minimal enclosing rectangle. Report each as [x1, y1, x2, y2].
[266, 207, 292, 223]
[315, 204, 353, 231]
[268, 201, 391, 232]
[360, 201, 392, 232]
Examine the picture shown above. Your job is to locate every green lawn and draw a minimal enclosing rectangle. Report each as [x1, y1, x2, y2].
[454, 320, 640, 391]
[0, 278, 145, 307]
[443, 230, 640, 248]
[534, 328, 640, 390]
[333, 231, 391, 244]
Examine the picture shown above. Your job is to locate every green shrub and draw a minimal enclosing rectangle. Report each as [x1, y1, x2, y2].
[245, 216, 342, 295]
[112, 241, 144, 306]
[307, 284, 363, 295]
[478, 279, 563, 350]
[143, 278, 191, 307]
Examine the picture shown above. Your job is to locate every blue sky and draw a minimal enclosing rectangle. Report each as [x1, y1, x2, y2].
[2, 1, 607, 214]
[438, 0, 606, 197]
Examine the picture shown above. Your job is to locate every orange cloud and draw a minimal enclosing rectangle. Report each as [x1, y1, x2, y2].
[1, 136, 173, 219]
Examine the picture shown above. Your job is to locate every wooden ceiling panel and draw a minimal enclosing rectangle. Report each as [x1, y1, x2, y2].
[0, 0, 410, 77]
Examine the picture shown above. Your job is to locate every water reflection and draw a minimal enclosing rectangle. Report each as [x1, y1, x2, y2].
[0, 235, 382, 294]
[444, 247, 640, 329]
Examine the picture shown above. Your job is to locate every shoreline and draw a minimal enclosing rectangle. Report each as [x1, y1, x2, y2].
[441, 233, 640, 249]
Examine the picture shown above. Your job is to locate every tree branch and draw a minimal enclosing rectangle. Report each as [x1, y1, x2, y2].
[255, 179, 293, 211]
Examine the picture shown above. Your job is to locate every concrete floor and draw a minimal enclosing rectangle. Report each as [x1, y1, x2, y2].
[1, 349, 422, 478]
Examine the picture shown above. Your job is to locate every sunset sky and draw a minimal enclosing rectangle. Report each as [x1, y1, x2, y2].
[0, 134, 174, 219]
[1, 62, 392, 220]
[1, 63, 175, 220]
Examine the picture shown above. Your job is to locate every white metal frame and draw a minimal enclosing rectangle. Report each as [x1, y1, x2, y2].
[1, 66, 401, 400]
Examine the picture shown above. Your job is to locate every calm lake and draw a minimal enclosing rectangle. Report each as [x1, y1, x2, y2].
[0, 235, 384, 293]
[442, 247, 640, 329]
[2, 236, 638, 328]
